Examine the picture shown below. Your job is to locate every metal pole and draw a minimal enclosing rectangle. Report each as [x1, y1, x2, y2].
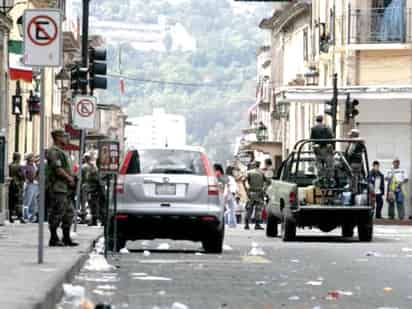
[113, 174, 118, 252]
[104, 175, 111, 258]
[74, 129, 85, 232]
[38, 68, 46, 264]
[332, 73, 338, 137]
[14, 115, 19, 153]
[81, 0, 89, 70]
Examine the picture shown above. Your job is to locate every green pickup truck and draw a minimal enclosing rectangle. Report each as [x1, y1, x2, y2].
[266, 139, 375, 242]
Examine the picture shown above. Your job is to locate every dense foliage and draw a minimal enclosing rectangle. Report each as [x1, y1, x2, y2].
[90, 0, 271, 162]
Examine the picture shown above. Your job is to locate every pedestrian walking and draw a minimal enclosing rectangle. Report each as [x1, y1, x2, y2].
[23, 153, 39, 222]
[47, 129, 78, 247]
[82, 152, 105, 226]
[386, 158, 408, 220]
[8, 153, 25, 223]
[244, 161, 270, 230]
[368, 161, 385, 219]
[224, 166, 238, 228]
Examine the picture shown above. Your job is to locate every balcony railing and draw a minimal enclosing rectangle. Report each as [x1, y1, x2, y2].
[349, 7, 412, 44]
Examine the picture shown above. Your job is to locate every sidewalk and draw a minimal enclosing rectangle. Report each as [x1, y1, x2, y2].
[0, 223, 102, 309]
[375, 218, 412, 226]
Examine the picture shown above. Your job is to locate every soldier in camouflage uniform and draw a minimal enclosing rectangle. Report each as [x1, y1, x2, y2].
[47, 129, 78, 247]
[82, 153, 104, 226]
[8, 153, 25, 223]
[244, 162, 271, 230]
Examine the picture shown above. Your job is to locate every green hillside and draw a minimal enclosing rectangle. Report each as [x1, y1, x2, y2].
[90, 0, 270, 162]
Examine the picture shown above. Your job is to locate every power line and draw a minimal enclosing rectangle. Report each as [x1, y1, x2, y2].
[108, 73, 244, 88]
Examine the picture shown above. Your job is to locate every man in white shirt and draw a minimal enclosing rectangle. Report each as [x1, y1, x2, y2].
[386, 158, 408, 220]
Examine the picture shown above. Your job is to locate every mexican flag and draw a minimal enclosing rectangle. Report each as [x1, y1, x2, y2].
[8, 40, 32, 83]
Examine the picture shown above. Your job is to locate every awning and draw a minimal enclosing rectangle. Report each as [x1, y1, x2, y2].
[276, 85, 412, 103]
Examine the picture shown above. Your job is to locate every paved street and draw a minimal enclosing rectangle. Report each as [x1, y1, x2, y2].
[60, 225, 412, 309]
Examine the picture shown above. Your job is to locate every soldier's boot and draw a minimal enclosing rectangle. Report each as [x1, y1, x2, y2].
[244, 219, 250, 230]
[49, 228, 64, 247]
[255, 223, 264, 230]
[63, 228, 79, 247]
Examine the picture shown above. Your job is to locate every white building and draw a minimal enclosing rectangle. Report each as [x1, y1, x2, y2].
[126, 108, 186, 149]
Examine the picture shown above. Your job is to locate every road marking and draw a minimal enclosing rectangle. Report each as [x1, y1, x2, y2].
[241, 256, 271, 264]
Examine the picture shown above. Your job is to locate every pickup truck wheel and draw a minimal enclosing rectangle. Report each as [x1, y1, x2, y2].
[281, 217, 296, 241]
[358, 222, 373, 242]
[266, 214, 278, 238]
[342, 225, 354, 238]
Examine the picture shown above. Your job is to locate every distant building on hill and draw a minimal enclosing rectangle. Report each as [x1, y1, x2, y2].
[126, 108, 186, 149]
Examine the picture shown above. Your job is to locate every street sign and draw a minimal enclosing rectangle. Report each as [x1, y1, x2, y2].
[23, 9, 62, 67]
[97, 140, 120, 175]
[73, 95, 97, 129]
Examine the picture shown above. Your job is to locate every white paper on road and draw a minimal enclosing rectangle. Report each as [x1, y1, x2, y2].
[157, 243, 171, 250]
[96, 284, 117, 290]
[62, 284, 85, 306]
[306, 281, 323, 286]
[93, 289, 115, 296]
[195, 252, 203, 256]
[256, 281, 267, 285]
[143, 250, 151, 256]
[158, 290, 167, 296]
[130, 272, 148, 276]
[223, 244, 233, 251]
[171, 302, 189, 309]
[337, 290, 354, 296]
[290, 259, 300, 263]
[288, 296, 300, 301]
[120, 247, 130, 254]
[132, 275, 172, 281]
[84, 253, 116, 272]
[249, 242, 265, 256]
[401, 247, 412, 252]
[76, 273, 119, 283]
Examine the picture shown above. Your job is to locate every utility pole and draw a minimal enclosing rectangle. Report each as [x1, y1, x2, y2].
[74, 0, 90, 232]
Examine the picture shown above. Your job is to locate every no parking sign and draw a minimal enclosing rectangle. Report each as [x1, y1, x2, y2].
[73, 95, 97, 129]
[23, 9, 62, 67]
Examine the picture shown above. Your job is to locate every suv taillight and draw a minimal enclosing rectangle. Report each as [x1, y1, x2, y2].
[116, 176, 124, 194]
[289, 191, 297, 205]
[208, 176, 219, 196]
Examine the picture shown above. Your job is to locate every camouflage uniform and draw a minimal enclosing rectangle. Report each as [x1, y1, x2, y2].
[47, 140, 75, 246]
[8, 159, 25, 222]
[245, 167, 270, 229]
[82, 162, 104, 225]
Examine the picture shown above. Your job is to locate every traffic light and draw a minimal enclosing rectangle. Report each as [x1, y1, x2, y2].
[70, 65, 88, 93]
[325, 97, 337, 121]
[89, 47, 107, 92]
[345, 94, 360, 122]
[27, 91, 40, 121]
[12, 95, 22, 115]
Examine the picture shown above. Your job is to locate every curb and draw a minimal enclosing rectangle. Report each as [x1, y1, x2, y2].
[374, 219, 412, 226]
[33, 234, 102, 309]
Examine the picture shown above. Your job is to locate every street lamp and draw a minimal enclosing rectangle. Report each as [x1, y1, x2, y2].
[0, 0, 14, 15]
[256, 121, 268, 142]
[304, 68, 319, 86]
[55, 68, 70, 90]
[277, 100, 291, 119]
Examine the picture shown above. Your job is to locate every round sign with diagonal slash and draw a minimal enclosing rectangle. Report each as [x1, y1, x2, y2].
[73, 95, 97, 129]
[27, 15, 58, 46]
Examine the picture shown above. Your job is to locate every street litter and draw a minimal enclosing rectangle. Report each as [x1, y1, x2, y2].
[279, 282, 288, 287]
[62, 284, 85, 306]
[120, 247, 130, 254]
[83, 254, 115, 272]
[317, 277, 324, 281]
[158, 290, 167, 296]
[401, 248, 412, 252]
[76, 273, 119, 283]
[337, 290, 353, 296]
[130, 273, 147, 276]
[223, 244, 233, 251]
[171, 302, 189, 309]
[157, 243, 171, 250]
[96, 285, 117, 290]
[132, 275, 172, 281]
[306, 281, 323, 286]
[326, 291, 340, 300]
[288, 296, 300, 301]
[92, 289, 115, 296]
[290, 259, 300, 263]
[256, 281, 267, 286]
[384, 287, 393, 293]
[143, 250, 151, 257]
[366, 251, 381, 257]
[249, 242, 265, 256]
[195, 252, 203, 256]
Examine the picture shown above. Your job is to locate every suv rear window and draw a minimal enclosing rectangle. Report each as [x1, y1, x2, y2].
[125, 149, 206, 175]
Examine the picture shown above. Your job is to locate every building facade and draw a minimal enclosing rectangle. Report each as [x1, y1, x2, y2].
[260, 0, 412, 218]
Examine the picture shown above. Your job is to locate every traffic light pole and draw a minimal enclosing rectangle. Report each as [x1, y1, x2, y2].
[74, 0, 90, 232]
[332, 73, 338, 137]
[14, 81, 21, 153]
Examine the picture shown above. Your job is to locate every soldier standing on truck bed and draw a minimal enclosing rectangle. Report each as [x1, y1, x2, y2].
[244, 161, 271, 230]
[345, 129, 366, 194]
[310, 115, 335, 187]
